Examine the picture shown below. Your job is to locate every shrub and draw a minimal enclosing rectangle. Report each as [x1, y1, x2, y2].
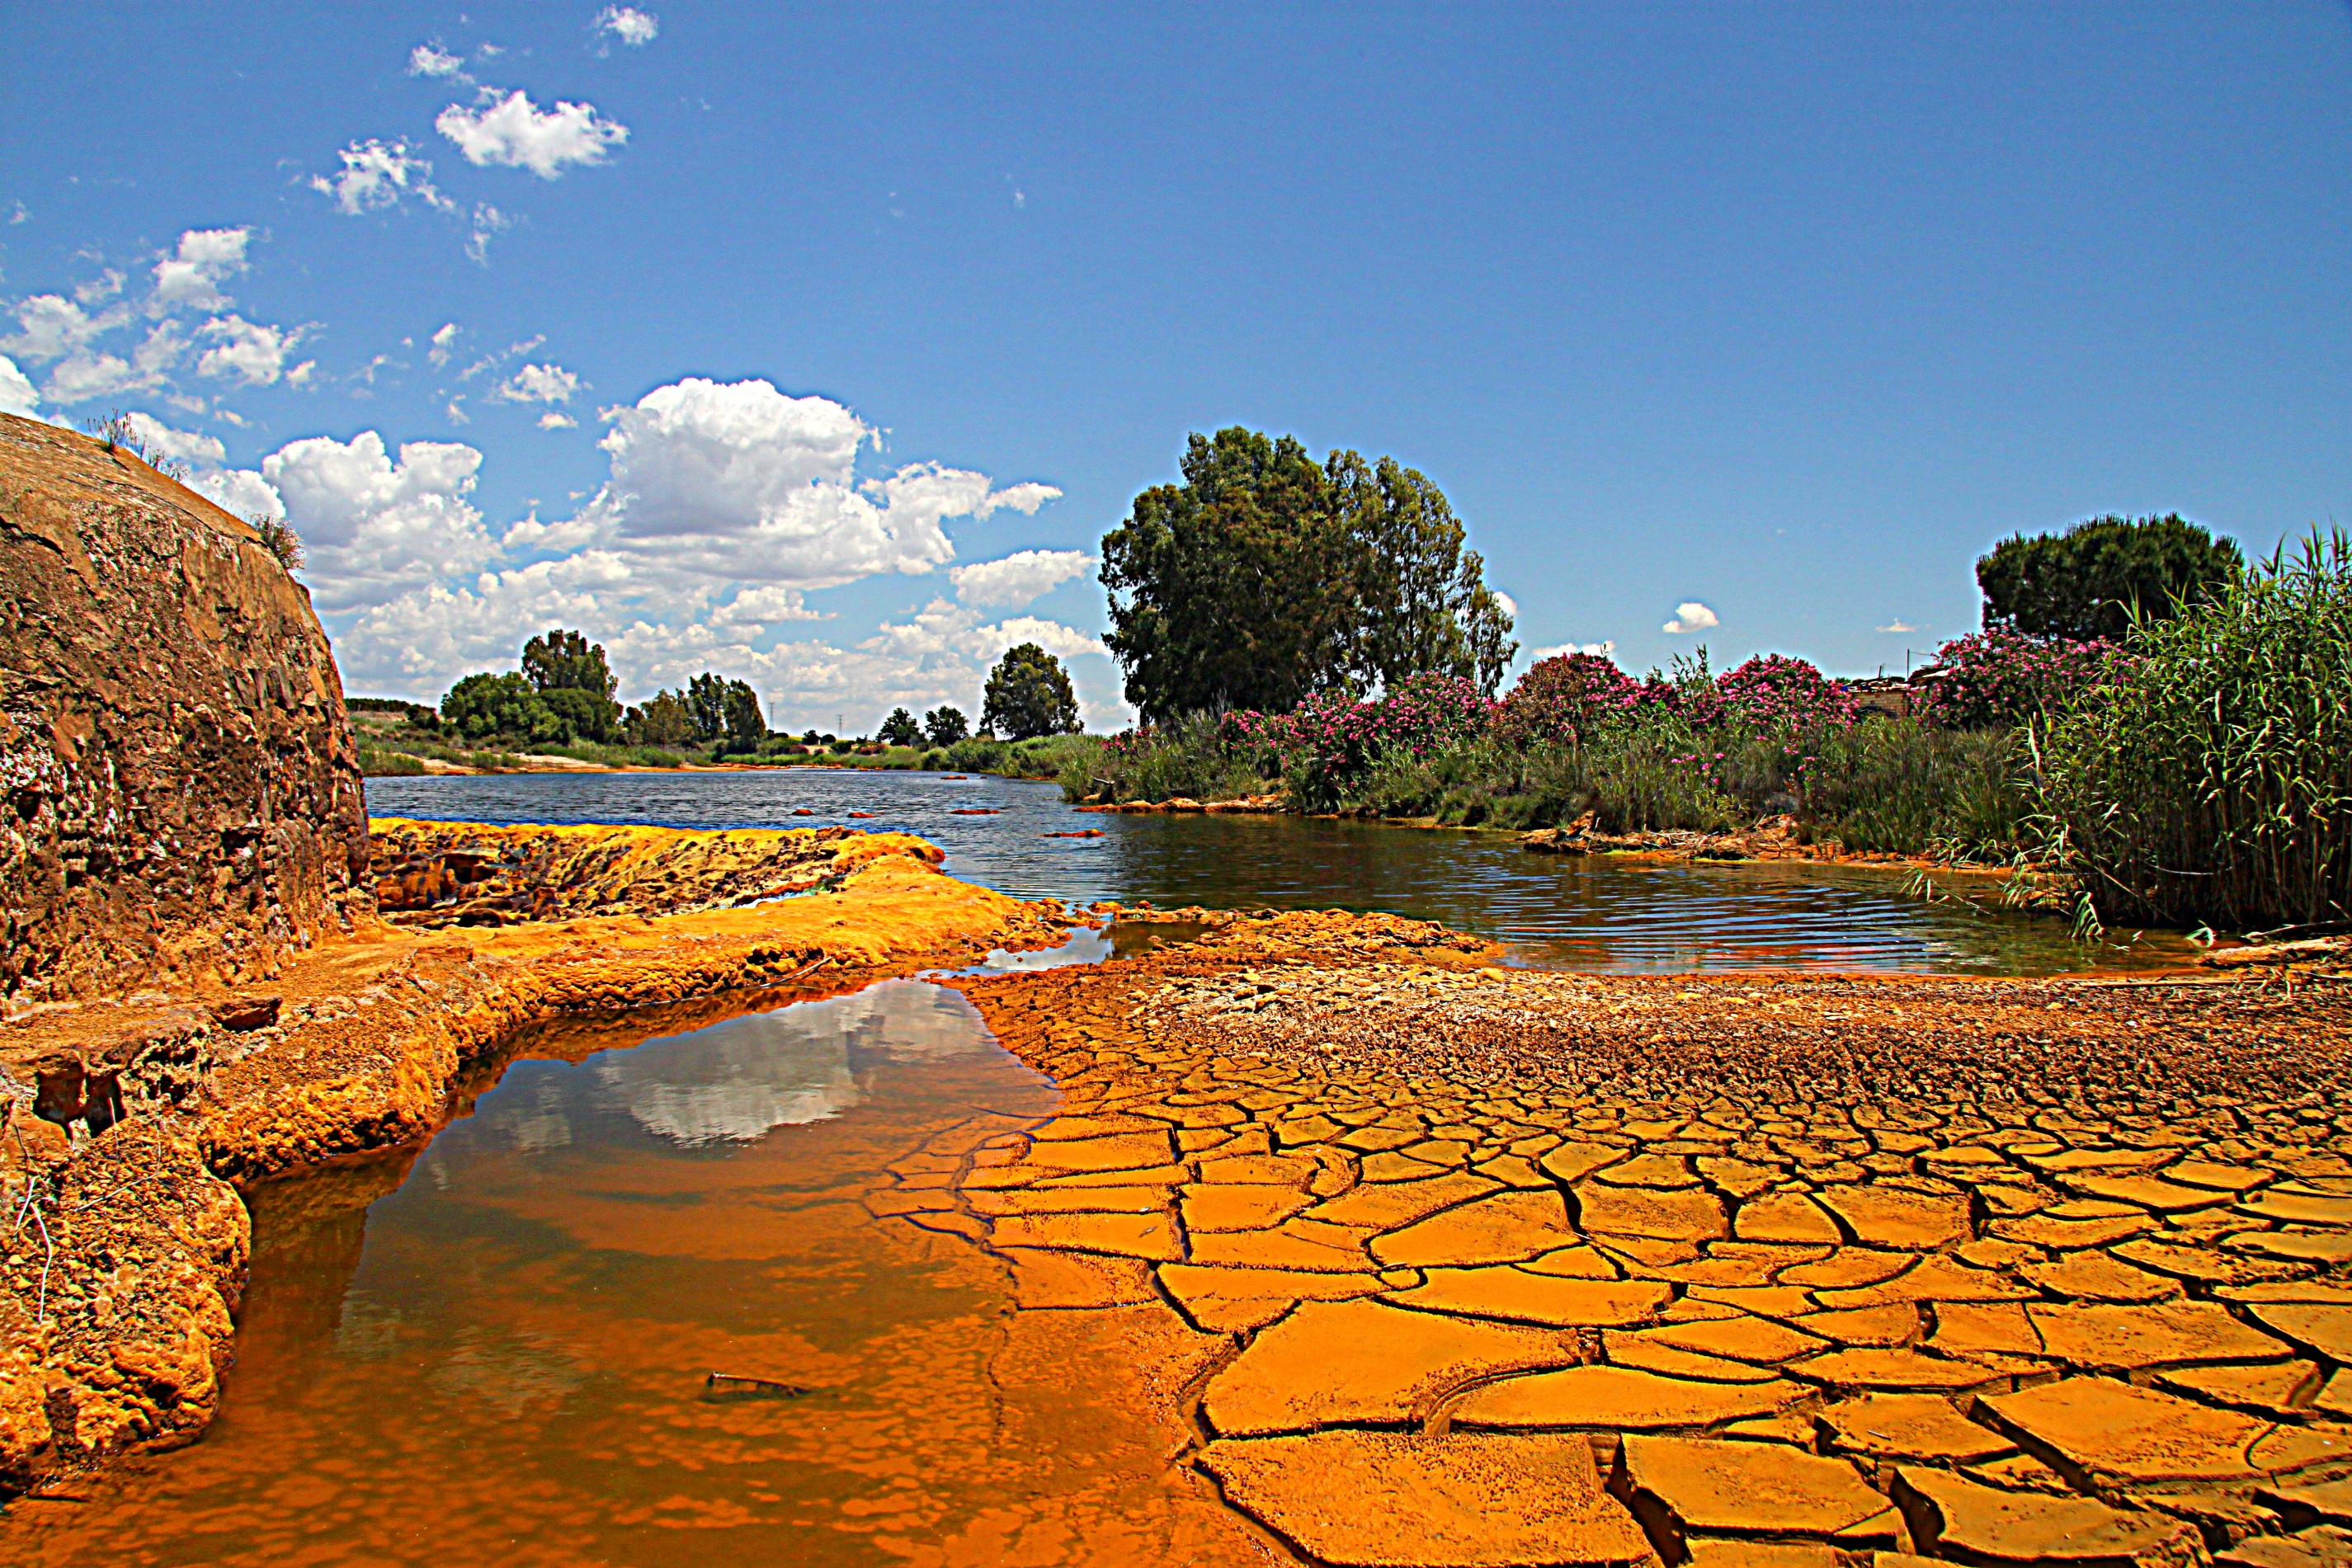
[1914, 630, 2113, 732]
[1491, 652, 1648, 746]
[1285, 672, 1494, 808]
[1710, 654, 1859, 736]
[2038, 530, 2352, 930]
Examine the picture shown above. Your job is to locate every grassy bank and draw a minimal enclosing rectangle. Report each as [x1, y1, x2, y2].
[1070, 537, 2352, 933]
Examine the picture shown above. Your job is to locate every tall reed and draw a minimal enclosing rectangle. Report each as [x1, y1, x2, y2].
[2036, 531, 2352, 930]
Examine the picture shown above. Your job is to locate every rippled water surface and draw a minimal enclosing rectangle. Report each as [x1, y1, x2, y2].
[366, 768, 2194, 974]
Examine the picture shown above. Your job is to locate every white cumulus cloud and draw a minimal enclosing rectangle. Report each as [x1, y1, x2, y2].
[0, 356, 37, 418]
[195, 315, 308, 386]
[282, 380, 1089, 722]
[596, 7, 659, 45]
[313, 139, 452, 215]
[1875, 619, 1917, 634]
[549, 377, 1060, 600]
[538, 411, 577, 429]
[150, 228, 251, 314]
[263, 432, 497, 610]
[436, 90, 628, 177]
[1662, 601, 1718, 634]
[1529, 640, 1617, 661]
[427, 323, 461, 367]
[408, 44, 465, 78]
[949, 549, 1093, 610]
[492, 362, 581, 404]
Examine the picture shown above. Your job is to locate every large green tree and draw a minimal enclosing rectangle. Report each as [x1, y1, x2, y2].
[441, 671, 560, 742]
[521, 628, 620, 742]
[878, 707, 922, 746]
[1100, 428, 1516, 723]
[1977, 514, 2242, 642]
[719, 678, 767, 752]
[982, 644, 1082, 740]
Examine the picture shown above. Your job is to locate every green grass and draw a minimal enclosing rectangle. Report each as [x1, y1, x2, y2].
[2037, 530, 2352, 930]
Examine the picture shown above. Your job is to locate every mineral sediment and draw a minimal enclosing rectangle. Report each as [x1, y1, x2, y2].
[875, 911, 2352, 1568]
[0, 413, 371, 1012]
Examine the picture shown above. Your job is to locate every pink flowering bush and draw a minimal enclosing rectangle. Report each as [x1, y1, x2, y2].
[1285, 672, 1496, 807]
[1492, 652, 1659, 746]
[1705, 654, 1859, 735]
[1914, 630, 2115, 731]
[1924, 630, 2112, 728]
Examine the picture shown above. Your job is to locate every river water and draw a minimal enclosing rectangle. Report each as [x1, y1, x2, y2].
[359, 767, 2194, 976]
[0, 769, 2196, 1564]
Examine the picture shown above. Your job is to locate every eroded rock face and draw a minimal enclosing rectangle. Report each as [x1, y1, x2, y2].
[367, 818, 944, 928]
[0, 414, 370, 1011]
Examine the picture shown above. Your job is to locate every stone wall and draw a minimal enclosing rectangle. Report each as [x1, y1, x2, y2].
[0, 413, 370, 1013]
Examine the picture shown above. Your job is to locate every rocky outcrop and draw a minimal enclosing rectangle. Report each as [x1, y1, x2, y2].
[368, 817, 946, 927]
[0, 413, 370, 1015]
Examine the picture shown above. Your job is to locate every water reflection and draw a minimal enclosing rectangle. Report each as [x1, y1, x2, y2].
[366, 770, 2198, 975]
[0, 982, 1096, 1568]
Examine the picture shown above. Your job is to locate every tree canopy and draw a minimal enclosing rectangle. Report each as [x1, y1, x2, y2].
[1977, 514, 2243, 642]
[923, 705, 969, 748]
[1101, 427, 1515, 724]
[878, 708, 921, 746]
[441, 671, 561, 742]
[982, 645, 1082, 740]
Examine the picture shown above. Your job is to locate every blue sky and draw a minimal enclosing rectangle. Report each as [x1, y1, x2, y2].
[5, 2, 2347, 729]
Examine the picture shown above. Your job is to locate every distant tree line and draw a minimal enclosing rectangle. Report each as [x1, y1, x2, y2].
[436, 629, 767, 754]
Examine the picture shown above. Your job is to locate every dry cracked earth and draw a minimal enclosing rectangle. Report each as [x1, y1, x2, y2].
[873, 913, 2352, 1568]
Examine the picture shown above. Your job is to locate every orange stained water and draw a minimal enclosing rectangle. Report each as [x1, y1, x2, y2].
[0, 981, 1258, 1567]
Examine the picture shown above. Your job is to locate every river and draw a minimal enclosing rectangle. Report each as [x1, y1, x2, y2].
[358, 767, 2194, 976]
[0, 769, 2194, 1565]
